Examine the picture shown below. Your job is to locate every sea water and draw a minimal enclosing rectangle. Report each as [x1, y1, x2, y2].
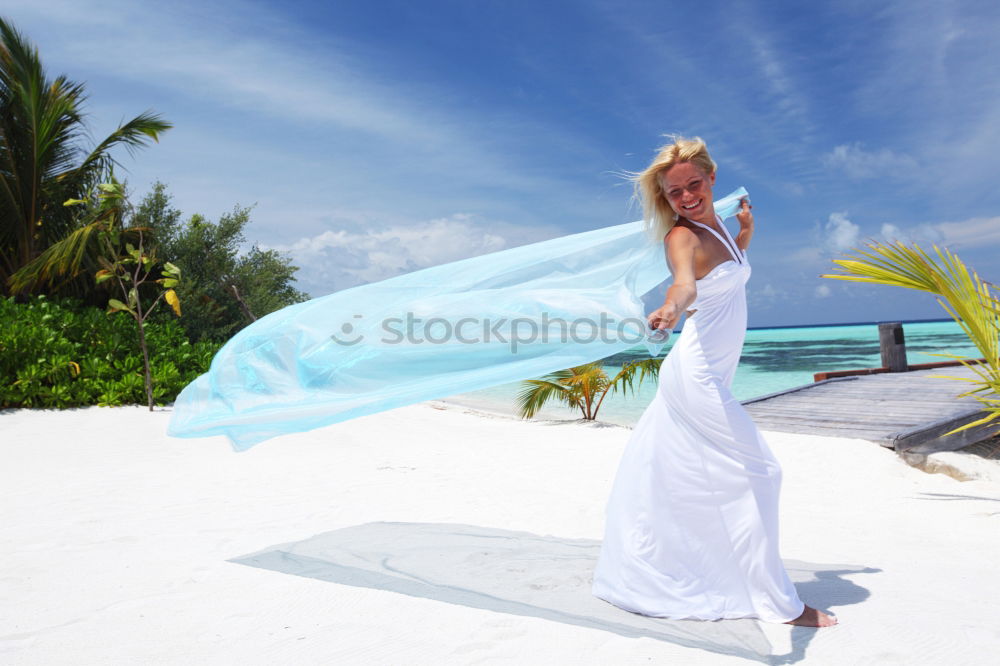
[439, 319, 981, 427]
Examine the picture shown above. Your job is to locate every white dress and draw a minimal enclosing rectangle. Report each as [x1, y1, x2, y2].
[591, 216, 805, 623]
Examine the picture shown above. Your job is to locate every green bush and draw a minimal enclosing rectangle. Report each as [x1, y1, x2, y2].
[136, 183, 310, 343]
[0, 295, 219, 408]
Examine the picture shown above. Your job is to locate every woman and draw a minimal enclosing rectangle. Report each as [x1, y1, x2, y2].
[591, 137, 836, 628]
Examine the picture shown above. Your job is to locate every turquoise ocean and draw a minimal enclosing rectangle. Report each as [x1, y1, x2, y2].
[439, 319, 980, 427]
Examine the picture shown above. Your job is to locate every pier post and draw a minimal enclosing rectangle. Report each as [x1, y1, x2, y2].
[879, 322, 908, 372]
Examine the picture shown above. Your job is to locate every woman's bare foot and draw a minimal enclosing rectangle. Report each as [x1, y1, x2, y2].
[785, 605, 838, 627]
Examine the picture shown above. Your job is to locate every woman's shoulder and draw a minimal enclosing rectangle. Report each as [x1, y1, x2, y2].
[665, 222, 700, 246]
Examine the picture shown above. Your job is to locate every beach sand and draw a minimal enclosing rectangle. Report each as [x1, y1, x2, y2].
[2, 403, 999, 665]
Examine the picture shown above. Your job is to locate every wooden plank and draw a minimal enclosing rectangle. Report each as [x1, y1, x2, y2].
[735, 364, 992, 453]
[746, 413, 920, 429]
[748, 413, 915, 429]
[753, 422, 895, 435]
[749, 420, 914, 435]
[746, 400, 966, 417]
[889, 409, 995, 453]
[748, 410, 963, 425]
[758, 426, 896, 440]
[753, 396, 971, 407]
[740, 377, 859, 405]
[746, 413, 887, 426]
[759, 383, 972, 395]
[753, 383, 969, 395]
[746, 392, 975, 406]
[744, 402, 939, 419]
[751, 388, 973, 403]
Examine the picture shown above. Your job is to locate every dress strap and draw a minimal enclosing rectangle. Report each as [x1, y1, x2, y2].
[687, 215, 744, 265]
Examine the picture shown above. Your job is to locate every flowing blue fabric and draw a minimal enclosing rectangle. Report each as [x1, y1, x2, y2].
[167, 188, 748, 450]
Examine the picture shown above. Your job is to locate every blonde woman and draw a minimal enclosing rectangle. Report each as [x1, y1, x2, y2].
[591, 137, 836, 628]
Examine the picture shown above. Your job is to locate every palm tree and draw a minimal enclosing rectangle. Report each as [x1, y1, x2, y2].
[0, 16, 171, 296]
[821, 241, 1000, 435]
[516, 358, 663, 421]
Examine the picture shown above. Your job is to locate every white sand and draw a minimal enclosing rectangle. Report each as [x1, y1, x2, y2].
[2, 403, 999, 665]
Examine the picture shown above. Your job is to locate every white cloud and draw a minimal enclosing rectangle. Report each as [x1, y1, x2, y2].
[823, 143, 918, 179]
[934, 216, 1000, 249]
[880, 223, 943, 245]
[880, 216, 1000, 249]
[783, 218, 859, 271]
[823, 212, 860, 252]
[814, 284, 832, 299]
[880, 223, 903, 240]
[749, 283, 787, 308]
[268, 214, 548, 297]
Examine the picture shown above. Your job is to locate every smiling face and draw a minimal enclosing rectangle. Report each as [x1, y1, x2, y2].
[660, 161, 716, 225]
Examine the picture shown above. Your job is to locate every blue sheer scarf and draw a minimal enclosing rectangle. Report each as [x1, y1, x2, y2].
[167, 187, 748, 450]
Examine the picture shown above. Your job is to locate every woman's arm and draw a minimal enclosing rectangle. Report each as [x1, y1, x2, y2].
[648, 227, 698, 333]
[734, 198, 754, 251]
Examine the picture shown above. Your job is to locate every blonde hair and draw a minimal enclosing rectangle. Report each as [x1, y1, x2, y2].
[634, 135, 717, 242]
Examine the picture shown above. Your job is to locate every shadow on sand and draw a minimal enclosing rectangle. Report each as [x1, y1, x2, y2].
[231, 522, 877, 664]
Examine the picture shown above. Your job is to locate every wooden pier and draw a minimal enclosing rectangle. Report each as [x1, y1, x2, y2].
[742, 365, 994, 453]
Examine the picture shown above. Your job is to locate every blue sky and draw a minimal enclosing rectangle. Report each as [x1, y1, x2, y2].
[5, 0, 999, 327]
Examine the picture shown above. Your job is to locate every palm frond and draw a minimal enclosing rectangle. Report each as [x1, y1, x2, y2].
[7, 219, 104, 292]
[607, 358, 662, 397]
[945, 409, 1000, 436]
[7, 181, 128, 293]
[562, 363, 611, 393]
[67, 111, 172, 182]
[591, 357, 662, 418]
[515, 364, 607, 419]
[515, 378, 573, 419]
[823, 239, 1000, 436]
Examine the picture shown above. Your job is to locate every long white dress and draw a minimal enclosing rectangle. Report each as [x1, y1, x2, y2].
[591, 216, 805, 623]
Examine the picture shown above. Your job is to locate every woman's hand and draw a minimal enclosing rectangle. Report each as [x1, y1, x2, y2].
[648, 301, 682, 333]
[735, 198, 754, 251]
[736, 198, 754, 228]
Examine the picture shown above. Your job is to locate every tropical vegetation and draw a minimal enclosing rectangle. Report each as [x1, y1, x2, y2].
[516, 358, 663, 421]
[1, 17, 170, 300]
[0, 295, 218, 409]
[137, 182, 308, 342]
[0, 16, 309, 410]
[69, 179, 185, 410]
[822, 241, 1000, 435]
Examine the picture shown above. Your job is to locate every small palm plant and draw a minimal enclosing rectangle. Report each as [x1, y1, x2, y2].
[821, 241, 1000, 435]
[516, 358, 662, 421]
[64, 180, 182, 410]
